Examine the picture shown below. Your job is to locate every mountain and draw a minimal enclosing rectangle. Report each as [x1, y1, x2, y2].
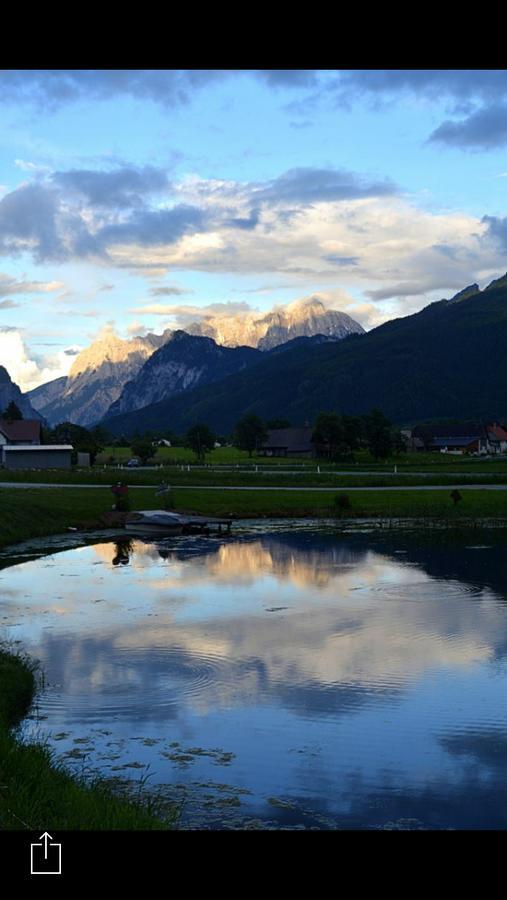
[28, 331, 170, 427]
[106, 331, 261, 417]
[27, 375, 68, 412]
[102, 278, 507, 435]
[185, 296, 364, 349]
[29, 298, 362, 427]
[0, 366, 44, 421]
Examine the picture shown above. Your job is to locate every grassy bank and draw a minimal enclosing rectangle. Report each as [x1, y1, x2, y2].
[1, 486, 507, 554]
[0, 648, 172, 830]
[174, 487, 507, 520]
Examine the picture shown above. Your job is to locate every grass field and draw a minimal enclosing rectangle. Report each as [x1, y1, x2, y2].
[96, 445, 507, 472]
[1, 486, 507, 554]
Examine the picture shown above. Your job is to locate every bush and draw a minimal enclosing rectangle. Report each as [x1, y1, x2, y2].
[333, 493, 351, 514]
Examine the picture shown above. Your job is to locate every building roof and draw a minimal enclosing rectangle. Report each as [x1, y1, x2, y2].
[262, 426, 314, 452]
[487, 424, 507, 441]
[0, 418, 41, 442]
[2, 444, 73, 451]
[414, 422, 486, 440]
[430, 436, 479, 447]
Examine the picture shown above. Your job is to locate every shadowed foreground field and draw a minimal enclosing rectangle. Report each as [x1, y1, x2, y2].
[1, 486, 507, 551]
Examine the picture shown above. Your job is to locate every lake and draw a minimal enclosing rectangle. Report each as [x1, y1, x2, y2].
[2, 520, 507, 829]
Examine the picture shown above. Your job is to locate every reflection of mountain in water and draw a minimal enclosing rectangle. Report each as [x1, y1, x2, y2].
[152, 532, 370, 588]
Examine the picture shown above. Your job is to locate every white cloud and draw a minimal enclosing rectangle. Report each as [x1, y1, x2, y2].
[0, 329, 80, 391]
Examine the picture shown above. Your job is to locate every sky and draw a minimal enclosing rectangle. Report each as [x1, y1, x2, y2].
[1, 69, 507, 391]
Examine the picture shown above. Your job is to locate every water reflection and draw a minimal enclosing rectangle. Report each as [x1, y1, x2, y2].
[2, 524, 507, 828]
[112, 539, 133, 567]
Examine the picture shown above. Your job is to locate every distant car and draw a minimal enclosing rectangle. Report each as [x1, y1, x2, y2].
[127, 458, 140, 467]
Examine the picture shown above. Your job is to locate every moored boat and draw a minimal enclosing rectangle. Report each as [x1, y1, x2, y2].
[124, 509, 232, 536]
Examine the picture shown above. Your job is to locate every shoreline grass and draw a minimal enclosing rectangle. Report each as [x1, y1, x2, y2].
[1, 486, 507, 555]
[0, 647, 173, 830]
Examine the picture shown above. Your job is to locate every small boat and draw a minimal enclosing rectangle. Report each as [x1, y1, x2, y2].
[124, 509, 232, 536]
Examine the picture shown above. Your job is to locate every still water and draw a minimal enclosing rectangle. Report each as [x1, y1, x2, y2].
[2, 520, 507, 829]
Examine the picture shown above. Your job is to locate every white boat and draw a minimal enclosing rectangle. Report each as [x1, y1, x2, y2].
[124, 509, 232, 536]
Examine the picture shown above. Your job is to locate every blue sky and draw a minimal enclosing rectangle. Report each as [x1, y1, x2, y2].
[1, 69, 507, 390]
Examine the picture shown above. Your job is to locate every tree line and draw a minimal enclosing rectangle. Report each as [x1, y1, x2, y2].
[5, 401, 403, 464]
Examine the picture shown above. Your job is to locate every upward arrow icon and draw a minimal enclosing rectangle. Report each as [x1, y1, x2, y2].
[38, 832, 53, 859]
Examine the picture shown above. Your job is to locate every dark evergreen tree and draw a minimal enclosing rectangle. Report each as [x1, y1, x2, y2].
[2, 401, 23, 421]
[130, 437, 155, 465]
[49, 422, 103, 464]
[184, 424, 215, 462]
[233, 415, 268, 457]
[362, 409, 393, 460]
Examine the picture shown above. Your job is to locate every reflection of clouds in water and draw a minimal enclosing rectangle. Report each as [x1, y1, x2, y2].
[5, 533, 506, 722]
[111, 598, 495, 715]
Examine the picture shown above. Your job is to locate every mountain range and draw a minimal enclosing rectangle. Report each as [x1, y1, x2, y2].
[27, 297, 364, 426]
[184, 296, 364, 349]
[102, 277, 507, 435]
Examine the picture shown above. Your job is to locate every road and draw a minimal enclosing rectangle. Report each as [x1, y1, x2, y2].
[2, 482, 507, 493]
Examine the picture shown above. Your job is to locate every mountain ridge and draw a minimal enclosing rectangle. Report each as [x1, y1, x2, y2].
[102, 279, 507, 435]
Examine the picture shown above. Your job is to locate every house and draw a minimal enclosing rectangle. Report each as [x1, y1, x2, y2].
[1, 444, 73, 469]
[0, 419, 73, 468]
[486, 423, 507, 454]
[400, 429, 425, 452]
[411, 422, 507, 455]
[0, 418, 41, 446]
[259, 426, 315, 457]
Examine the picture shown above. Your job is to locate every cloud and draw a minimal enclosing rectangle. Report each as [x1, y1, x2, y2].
[337, 70, 507, 104]
[0, 183, 63, 260]
[0, 70, 323, 112]
[0, 273, 64, 296]
[130, 300, 252, 321]
[149, 285, 192, 296]
[0, 299, 19, 308]
[252, 167, 398, 205]
[126, 321, 151, 337]
[429, 103, 507, 150]
[482, 215, 507, 250]
[52, 165, 170, 207]
[0, 164, 397, 265]
[0, 328, 81, 391]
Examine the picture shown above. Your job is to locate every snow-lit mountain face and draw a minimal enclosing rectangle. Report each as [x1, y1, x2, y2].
[0, 366, 44, 421]
[29, 331, 170, 427]
[107, 331, 261, 418]
[185, 297, 365, 349]
[28, 299, 364, 427]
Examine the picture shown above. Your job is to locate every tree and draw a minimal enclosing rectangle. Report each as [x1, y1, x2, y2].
[362, 409, 393, 461]
[233, 415, 268, 457]
[184, 424, 215, 462]
[312, 412, 354, 460]
[131, 437, 155, 465]
[2, 401, 23, 421]
[49, 422, 104, 465]
[391, 430, 407, 456]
